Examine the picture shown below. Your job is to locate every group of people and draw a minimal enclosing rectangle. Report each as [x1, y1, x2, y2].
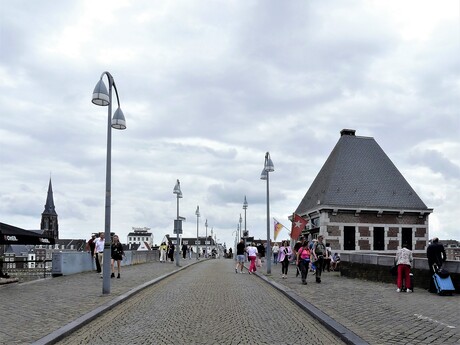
[86, 232, 125, 279]
[234, 236, 340, 284]
[394, 237, 447, 293]
[159, 242, 175, 262]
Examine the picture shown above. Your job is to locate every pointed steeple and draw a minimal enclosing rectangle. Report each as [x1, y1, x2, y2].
[43, 178, 57, 216]
[41, 178, 59, 239]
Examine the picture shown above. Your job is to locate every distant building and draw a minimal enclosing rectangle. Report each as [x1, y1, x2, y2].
[127, 227, 153, 247]
[163, 234, 216, 256]
[294, 129, 433, 255]
[443, 240, 460, 261]
[41, 178, 59, 240]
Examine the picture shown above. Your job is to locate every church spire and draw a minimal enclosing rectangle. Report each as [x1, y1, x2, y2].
[43, 178, 57, 215]
[41, 178, 58, 239]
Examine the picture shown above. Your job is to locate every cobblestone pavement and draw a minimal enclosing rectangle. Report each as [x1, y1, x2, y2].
[55, 259, 344, 345]
[265, 262, 459, 345]
[0, 259, 190, 345]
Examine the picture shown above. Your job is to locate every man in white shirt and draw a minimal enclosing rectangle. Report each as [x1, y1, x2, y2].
[93, 232, 105, 278]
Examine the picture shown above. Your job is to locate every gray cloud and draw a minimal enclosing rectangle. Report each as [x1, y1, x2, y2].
[1, 0, 459, 246]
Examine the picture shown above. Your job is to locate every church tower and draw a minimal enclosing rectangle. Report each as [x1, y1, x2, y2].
[41, 178, 59, 240]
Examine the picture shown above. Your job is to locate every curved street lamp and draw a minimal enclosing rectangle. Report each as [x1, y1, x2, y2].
[205, 219, 208, 258]
[243, 196, 248, 237]
[195, 205, 200, 260]
[239, 214, 242, 241]
[173, 179, 182, 267]
[261, 152, 274, 275]
[92, 71, 126, 295]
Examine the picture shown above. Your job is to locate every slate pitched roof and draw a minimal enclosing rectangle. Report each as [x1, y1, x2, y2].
[295, 129, 430, 215]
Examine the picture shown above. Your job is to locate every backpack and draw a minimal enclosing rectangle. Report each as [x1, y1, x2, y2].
[315, 243, 325, 255]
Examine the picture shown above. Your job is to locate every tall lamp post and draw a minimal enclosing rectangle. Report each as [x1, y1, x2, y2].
[173, 179, 182, 267]
[92, 71, 127, 295]
[243, 196, 248, 239]
[211, 227, 214, 252]
[195, 206, 200, 260]
[205, 219, 208, 258]
[239, 214, 242, 241]
[260, 152, 274, 275]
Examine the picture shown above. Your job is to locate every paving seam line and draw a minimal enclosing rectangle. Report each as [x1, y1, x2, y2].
[31, 261, 202, 345]
[252, 269, 369, 345]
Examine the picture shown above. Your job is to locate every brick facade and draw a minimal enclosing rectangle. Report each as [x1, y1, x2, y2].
[318, 210, 428, 254]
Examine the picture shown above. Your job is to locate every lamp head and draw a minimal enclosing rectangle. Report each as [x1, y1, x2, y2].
[195, 205, 200, 217]
[173, 179, 182, 195]
[264, 152, 274, 172]
[243, 195, 248, 209]
[92, 79, 110, 106]
[111, 107, 126, 130]
[260, 168, 268, 180]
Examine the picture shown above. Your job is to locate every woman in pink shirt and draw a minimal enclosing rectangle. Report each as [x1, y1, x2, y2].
[296, 241, 311, 285]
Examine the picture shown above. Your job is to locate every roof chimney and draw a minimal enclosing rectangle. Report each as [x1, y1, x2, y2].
[340, 129, 356, 136]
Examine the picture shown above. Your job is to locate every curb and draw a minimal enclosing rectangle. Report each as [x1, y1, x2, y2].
[252, 269, 369, 345]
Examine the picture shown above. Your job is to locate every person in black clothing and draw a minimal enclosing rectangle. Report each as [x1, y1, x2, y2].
[182, 244, 188, 260]
[427, 237, 446, 292]
[86, 234, 100, 272]
[168, 242, 175, 262]
[257, 243, 265, 267]
[111, 235, 124, 278]
[235, 239, 246, 273]
[293, 240, 302, 277]
[312, 235, 326, 283]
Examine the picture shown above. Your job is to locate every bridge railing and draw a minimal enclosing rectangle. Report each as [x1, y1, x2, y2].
[51, 250, 159, 276]
[339, 252, 459, 292]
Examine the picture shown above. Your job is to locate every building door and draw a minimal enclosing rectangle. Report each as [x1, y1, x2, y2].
[402, 228, 413, 250]
[373, 227, 385, 250]
[344, 226, 356, 250]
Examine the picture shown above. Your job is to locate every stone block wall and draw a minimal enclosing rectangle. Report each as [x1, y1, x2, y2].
[339, 253, 460, 293]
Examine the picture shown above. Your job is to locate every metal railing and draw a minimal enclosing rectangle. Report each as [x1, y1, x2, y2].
[1, 259, 52, 280]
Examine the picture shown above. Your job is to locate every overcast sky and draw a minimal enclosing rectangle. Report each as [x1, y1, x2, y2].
[1, 0, 459, 248]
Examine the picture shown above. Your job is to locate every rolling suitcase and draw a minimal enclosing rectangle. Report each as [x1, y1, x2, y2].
[433, 265, 455, 296]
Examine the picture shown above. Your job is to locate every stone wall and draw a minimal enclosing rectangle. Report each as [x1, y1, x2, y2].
[338, 253, 460, 293]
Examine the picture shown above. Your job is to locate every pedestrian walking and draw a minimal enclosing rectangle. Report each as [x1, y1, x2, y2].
[93, 232, 105, 278]
[246, 242, 258, 274]
[168, 242, 175, 262]
[111, 234, 124, 279]
[426, 237, 446, 293]
[256, 242, 265, 267]
[395, 243, 413, 292]
[85, 233, 99, 272]
[159, 242, 168, 262]
[296, 241, 311, 285]
[272, 242, 280, 265]
[278, 240, 292, 279]
[324, 242, 332, 272]
[293, 240, 302, 277]
[235, 239, 245, 273]
[182, 243, 188, 260]
[312, 235, 326, 283]
[189, 246, 193, 259]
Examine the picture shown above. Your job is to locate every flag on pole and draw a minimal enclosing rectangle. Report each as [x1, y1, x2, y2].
[291, 213, 308, 240]
[273, 219, 284, 241]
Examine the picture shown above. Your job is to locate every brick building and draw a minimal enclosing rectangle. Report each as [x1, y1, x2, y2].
[295, 129, 432, 255]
